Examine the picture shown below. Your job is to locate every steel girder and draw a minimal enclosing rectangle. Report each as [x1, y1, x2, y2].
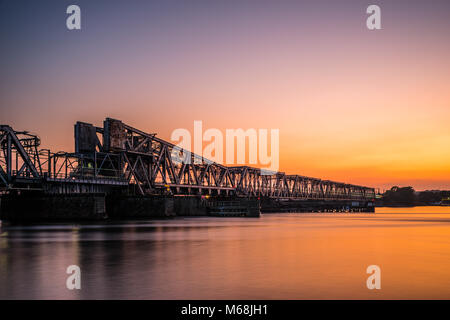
[0, 125, 41, 188]
[1, 120, 375, 201]
[96, 119, 375, 200]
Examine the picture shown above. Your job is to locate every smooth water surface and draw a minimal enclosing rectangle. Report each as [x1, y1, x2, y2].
[1, 206, 450, 299]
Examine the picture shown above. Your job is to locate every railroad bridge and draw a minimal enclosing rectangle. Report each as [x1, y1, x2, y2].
[0, 118, 375, 220]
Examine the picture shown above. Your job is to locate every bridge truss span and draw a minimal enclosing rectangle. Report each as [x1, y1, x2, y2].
[0, 118, 375, 202]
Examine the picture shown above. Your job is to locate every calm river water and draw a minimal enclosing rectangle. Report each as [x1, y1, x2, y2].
[1, 206, 450, 299]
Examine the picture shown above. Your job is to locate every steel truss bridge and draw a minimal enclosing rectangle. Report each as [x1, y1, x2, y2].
[0, 118, 375, 201]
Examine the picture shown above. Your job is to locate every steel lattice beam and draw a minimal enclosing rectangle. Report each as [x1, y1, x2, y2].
[1, 119, 375, 202]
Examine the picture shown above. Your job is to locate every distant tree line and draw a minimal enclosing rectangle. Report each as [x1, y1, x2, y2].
[380, 186, 450, 206]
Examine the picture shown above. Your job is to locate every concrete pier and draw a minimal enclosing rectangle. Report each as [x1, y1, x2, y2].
[106, 196, 176, 218]
[173, 196, 209, 216]
[0, 194, 260, 221]
[0, 193, 106, 221]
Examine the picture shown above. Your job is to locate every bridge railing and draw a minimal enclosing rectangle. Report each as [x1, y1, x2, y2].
[42, 152, 129, 185]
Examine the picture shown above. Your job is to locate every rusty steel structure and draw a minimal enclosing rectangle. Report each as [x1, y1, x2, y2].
[1, 119, 375, 202]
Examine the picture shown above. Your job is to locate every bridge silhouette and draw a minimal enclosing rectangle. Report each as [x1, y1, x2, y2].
[0, 118, 375, 219]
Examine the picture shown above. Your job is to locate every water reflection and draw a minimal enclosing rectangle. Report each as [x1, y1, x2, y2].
[1, 207, 450, 299]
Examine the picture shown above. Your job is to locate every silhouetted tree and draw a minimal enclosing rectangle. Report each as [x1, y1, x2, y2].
[417, 191, 440, 204]
[383, 186, 416, 205]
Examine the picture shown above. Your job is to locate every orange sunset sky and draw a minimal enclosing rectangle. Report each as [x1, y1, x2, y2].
[1, 0, 450, 191]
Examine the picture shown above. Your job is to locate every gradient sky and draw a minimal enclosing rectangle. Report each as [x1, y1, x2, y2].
[1, 0, 450, 191]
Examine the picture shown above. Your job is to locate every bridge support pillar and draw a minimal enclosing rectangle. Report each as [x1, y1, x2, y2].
[0, 193, 106, 221]
[106, 196, 177, 218]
